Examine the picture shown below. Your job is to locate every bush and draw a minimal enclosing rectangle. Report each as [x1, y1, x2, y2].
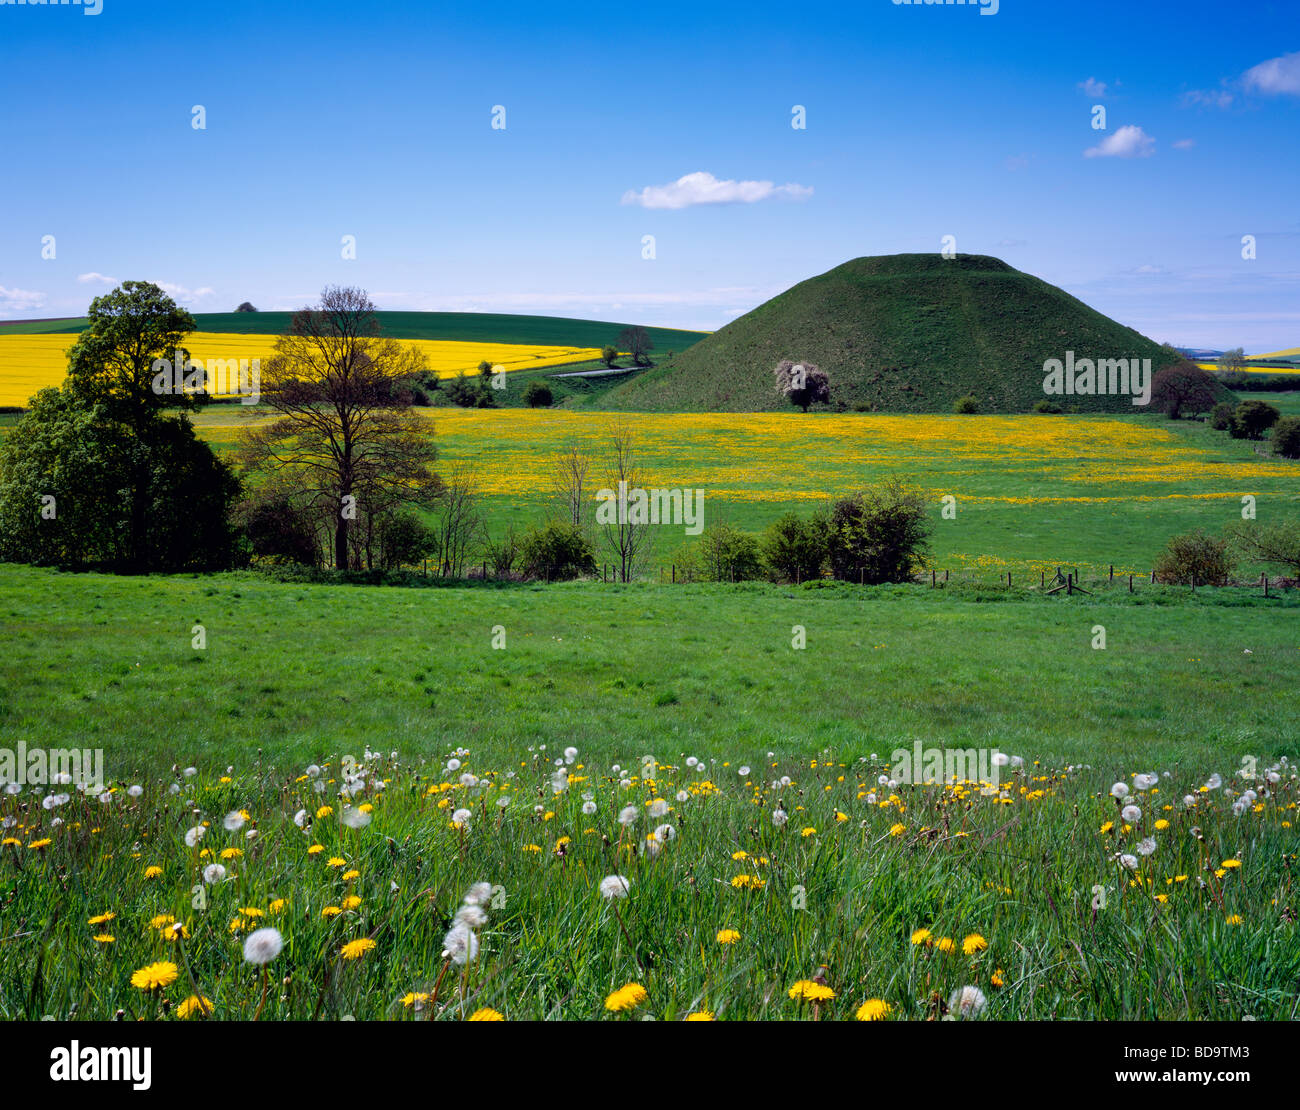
[825, 481, 930, 584]
[1210, 401, 1235, 431]
[1151, 362, 1219, 419]
[695, 521, 763, 582]
[762, 511, 827, 582]
[523, 381, 553, 408]
[1232, 400, 1281, 440]
[1227, 518, 1300, 576]
[1032, 399, 1062, 414]
[1271, 415, 1300, 459]
[1152, 529, 1235, 585]
[953, 395, 979, 414]
[518, 521, 596, 581]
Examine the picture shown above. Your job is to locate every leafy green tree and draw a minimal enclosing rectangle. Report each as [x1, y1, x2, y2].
[600, 346, 619, 368]
[0, 386, 240, 570]
[1210, 401, 1235, 430]
[523, 381, 553, 407]
[1271, 415, 1300, 459]
[825, 481, 930, 584]
[953, 394, 979, 414]
[762, 511, 828, 582]
[518, 520, 597, 580]
[1231, 399, 1280, 440]
[1153, 529, 1235, 585]
[696, 521, 763, 581]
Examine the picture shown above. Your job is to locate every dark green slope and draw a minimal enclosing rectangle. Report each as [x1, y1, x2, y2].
[0, 311, 706, 352]
[601, 254, 1189, 413]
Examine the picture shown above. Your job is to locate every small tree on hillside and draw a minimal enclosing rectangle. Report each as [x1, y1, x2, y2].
[1150, 362, 1219, 419]
[775, 359, 830, 412]
[600, 346, 619, 368]
[1217, 347, 1247, 375]
[235, 302, 258, 313]
[617, 326, 653, 367]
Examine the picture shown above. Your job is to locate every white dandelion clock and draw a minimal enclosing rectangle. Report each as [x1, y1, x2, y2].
[243, 927, 284, 965]
[463, 882, 493, 906]
[948, 985, 987, 1019]
[442, 921, 479, 966]
[772, 808, 788, 828]
[1121, 805, 1141, 823]
[617, 806, 639, 827]
[203, 863, 227, 884]
[184, 825, 206, 847]
[451, 808, 472, 827]
[648, 799, 669, 818]
[599, 875, 631, 900]
[1110, 782, 1129, 799]
[341, 807, 371, 829]
[223, 811, 246, 832]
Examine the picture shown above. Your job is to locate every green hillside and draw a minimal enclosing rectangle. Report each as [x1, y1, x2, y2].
[601, 254, 1204, 413]
[0, 310, 706, 351]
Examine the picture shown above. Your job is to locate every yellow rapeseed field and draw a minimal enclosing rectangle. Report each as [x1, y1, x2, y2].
[0, 333, 602, 407]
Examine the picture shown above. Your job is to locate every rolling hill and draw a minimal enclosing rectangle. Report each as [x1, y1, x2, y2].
[0, 311, 706, 352]
[600, 254, 1198, 413]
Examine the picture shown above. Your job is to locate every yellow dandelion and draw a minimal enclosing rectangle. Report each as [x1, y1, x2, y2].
[962, 933, 989, 955]
[340, 938, 377, 960]
[855, 998, 892, 1021]
[788, 980, 835, 1002]
[604, 982, 648, 1012]
[130, 961, 179, 991]
[176, 994, 214, 1020]
[468, 1007, 505, 1021]
[716, 928, 741, 944]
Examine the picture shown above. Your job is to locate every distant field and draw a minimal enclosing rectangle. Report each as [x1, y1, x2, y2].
[0, 332, 606, 407]
[0, 310, 707, 349]
[186, 408, 1300, 576]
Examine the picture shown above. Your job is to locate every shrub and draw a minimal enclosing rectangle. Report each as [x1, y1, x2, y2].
[1152, 528, 1235, 585]
[695, 521, 763, 582]
[774, 359, 830, 412]
[1227, 518, 1300, 577]
[825, 481, 930, 584]
[1271, 415, 1300, 459]
[1232, 400, 1281, 440]
[518, 521, 597, 581]
[523, 381, 553, 408]
[1210, 402, 1235, 431]
[953, 395, 979, 414]
[1032, 399, 1062, 414]
[762, 511, 827, 582]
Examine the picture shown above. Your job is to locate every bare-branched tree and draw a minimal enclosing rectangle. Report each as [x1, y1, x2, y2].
[238, 286, 437, 569]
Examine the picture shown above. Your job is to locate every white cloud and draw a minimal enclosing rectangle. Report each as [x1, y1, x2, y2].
[1084, 125, 1155, 159]
[76, 271, 118, 285]
[1182, 87, 1233, 109]
[1078, 77, 1108, 97]
[1243, 50, 1300, 96]
[155, 282, 216, 305]
[0, 286, 47, 316]
[621, 171, 812, 210]
[1172, 138, 1195, 150]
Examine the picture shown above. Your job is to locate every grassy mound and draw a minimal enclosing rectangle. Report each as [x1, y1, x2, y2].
[601, 254, 1186, 413]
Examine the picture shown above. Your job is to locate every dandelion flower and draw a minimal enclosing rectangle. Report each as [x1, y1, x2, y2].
[948, 985, 987, 1019]
[962, 934, 988, 955]
[856, 998, 892, 1021]
[788, 980, 835, 1002]
[599, 874, 632, 899]
[716, 928, 741, 944]
[910, 928, 933, 946]
[242, 927, 284, 965]
[604, 982, 648, 1012]
[176, 994, 213, 1019]
[131, 961, 179, 991]
[340, 938, 376, 960]
[468, 1007, 505, 1021]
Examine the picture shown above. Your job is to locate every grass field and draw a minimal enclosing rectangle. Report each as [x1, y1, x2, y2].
[183, 406, 1300, 577]
[1, 566, 1297, 1020]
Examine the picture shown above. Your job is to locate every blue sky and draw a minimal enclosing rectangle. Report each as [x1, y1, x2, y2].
[1, 0, 1297, 350]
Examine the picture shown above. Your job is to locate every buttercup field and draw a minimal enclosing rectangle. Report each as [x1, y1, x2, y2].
[1, 0, 1298, 1086]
